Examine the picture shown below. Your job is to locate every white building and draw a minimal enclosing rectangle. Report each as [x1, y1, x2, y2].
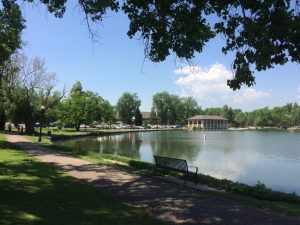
[187, 115, 228, 130]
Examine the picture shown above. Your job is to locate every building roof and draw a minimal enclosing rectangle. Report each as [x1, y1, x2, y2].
[141, 112, 151, 119]
[187, 115, 228, 121]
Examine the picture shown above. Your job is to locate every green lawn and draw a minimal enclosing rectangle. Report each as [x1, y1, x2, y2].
[0, 133, 166, 225]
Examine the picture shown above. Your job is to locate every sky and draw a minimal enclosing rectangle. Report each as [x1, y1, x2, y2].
[20, 3, 300, 112]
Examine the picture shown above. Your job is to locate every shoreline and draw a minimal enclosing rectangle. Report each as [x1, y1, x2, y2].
[50, 128, 185, 141]
[228, 126, 300, 131]
[50, 126, 300, 141]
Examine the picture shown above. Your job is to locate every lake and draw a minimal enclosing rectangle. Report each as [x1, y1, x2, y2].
[54, 130, 300, 194]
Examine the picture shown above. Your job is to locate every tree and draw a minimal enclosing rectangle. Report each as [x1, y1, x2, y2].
[222, 105, 234, 124]
[291, 103, 300, 126]
[253, 108, 272, 127]
[100, 100, 115, 123]
[234, 111, 247, 126]
[0, 102, 5, 130]
[182, 97, 198, 120]
[116, 92, 141, 124]
[2, 54, 61, 134]
[152, 92, 172, 125]
[58, 81, 115, 129]
[134, 108, 143, 126]
[202, 107, 223, 116]
[151, 92, 197, 125]
[0, 0, 24, 68]
[60, 81, 89, 130]
[2, 0, 299, 89]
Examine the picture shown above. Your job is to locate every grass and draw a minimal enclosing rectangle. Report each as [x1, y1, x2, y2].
[0, 133, 166, 225]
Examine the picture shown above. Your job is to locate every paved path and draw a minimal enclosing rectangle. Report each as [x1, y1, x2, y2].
[6, 134, 300, 225]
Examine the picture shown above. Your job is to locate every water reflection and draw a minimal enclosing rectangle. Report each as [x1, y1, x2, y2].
[55, 130, 300, 194]
[150, 131, 201, 161]
[97, 133, 142, 159]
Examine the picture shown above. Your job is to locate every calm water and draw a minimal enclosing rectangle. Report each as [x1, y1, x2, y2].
[54, 130, 300, 194]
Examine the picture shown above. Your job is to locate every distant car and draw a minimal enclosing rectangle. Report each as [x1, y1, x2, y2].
[115, 125, 125, 129]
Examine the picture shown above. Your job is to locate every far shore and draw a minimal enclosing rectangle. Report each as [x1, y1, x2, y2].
[228, 126, 300, 131]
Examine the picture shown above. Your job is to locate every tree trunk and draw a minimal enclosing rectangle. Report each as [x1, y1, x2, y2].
[25, 120, 35, 135]
[0, 107, 5, 130]
[75, 123, 80, 131]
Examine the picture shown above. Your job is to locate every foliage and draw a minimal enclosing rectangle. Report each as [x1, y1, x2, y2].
[116, 92, 141, 124]
[0, 102, 5, 129]
[152, 92, 199, 125]
[59, 81, 114, 130]
[134, 108, 143, 126]
[2, 0, 300, 89]
[1, 54, 61, 134]
[200, 103, 300, 128]
[0, 0, 24, 67]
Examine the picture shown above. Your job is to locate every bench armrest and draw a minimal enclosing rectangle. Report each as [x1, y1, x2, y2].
[187, 166, 198, 174]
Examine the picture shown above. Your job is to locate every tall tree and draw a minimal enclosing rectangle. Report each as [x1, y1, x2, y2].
[3, 54, 60, 134]
[182, 97, 198, 120]
[152, 92, 198, 125]
[60, 81, 86, 131]
[222, 105, 234, 123]
[0, 0, 24, 68]
[134, 108, 143, 126]
[152, 92, 172, 125]
[116, 92, 141, 124]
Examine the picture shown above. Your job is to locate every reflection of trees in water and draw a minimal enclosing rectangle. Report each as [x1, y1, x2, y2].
[58, 134, 142, 159]
[60, 138, 101, 155]
[59, 131, 203, 161]
[150, 132, 201, 161]
[98, 133, 142, 159]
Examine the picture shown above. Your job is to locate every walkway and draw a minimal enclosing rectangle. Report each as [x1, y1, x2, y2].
[6, 134, 300, 225]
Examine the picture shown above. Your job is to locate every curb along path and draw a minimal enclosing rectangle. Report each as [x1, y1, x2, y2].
[6, 134, 300, 225]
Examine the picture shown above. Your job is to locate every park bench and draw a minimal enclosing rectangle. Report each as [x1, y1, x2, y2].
[153, 155, 198, 184]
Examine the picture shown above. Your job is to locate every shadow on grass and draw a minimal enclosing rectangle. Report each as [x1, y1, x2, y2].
[0, 139, 165, 225]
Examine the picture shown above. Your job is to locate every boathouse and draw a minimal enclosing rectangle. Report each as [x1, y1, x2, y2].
[187, 115, 228, 130]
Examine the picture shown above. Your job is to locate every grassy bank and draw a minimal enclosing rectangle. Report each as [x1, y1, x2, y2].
[0, 133, 166, 225]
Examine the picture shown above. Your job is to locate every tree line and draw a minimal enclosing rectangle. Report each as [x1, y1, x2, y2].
[1, 54, 300, 134]
[196, 104, 300, 128]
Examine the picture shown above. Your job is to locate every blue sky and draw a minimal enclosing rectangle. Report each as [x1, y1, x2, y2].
[21, 3, 300, 112]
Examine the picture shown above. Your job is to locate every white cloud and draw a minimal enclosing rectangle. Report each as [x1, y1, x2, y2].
[174, 63, 270, 105]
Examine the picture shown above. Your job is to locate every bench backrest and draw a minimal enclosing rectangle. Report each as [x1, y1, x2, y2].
[154, 155, 188, 172]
